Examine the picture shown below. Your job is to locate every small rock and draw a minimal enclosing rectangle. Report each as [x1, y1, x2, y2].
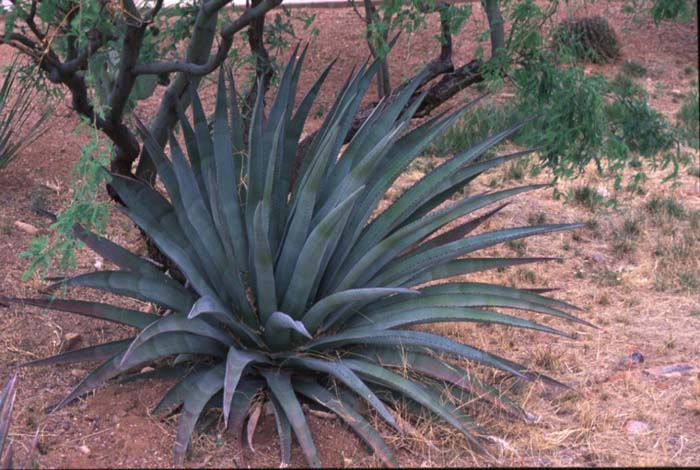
[78, 445, 91, 456]
[70, 369, 84, 378]
[140, 366, 155, 374]
[14, 221, 40, 235]
[590, 252, 606, 264]
[62, 333, 82, 352]
[93, 258, 103, 270]
[631, 352, 645, 364]
[626, 420, 650, 436]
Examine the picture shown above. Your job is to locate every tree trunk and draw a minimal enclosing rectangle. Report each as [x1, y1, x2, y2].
[482, 0, 506, 57]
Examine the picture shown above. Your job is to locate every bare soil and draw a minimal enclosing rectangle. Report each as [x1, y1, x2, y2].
[1, 1, 698, 468]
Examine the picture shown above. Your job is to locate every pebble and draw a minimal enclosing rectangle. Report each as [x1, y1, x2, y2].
[630, 352, 645, 364]
[14, 221, 40, 235]
[62, 333, 82, 352]
[626, 420, 650, 436]
[78, 445, 91, 456]
[70, 369, 84, 378]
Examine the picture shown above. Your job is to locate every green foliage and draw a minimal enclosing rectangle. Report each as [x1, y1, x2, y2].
[570, 185, 605, 211]
[8, 56, 586, 466]
[621, 60, 648, 78]
[426, 102, 518, 157]
[553, 16, 621, 64]
[0, 59, 49, 170]
[21, 125, 112, 279]
[622, 0, 696, 24]
[676, 90, 699, 149]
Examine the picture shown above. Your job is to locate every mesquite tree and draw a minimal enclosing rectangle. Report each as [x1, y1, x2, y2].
[1, 0, 283, 187]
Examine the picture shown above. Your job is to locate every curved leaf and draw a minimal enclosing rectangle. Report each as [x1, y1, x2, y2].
[47, 271, 196, 313]
[263, 371, 320, 468]
[293, 378, 398, 467]
[223, 347, 268, 426]
[7, 297, 156, 329]
[302, 287, 417, 333]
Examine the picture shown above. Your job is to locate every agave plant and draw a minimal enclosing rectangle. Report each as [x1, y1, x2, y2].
[6, 49, 588, 466]
[0, 58, 49, 170]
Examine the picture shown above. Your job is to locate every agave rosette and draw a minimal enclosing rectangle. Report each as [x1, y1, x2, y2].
[8, 50, 588, 466]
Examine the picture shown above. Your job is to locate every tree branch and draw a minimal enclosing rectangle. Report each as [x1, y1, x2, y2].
[131, 0, 283, 77]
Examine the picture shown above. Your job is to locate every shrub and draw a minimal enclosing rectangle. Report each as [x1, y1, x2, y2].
[553, 16, 621, 64]
[621, 60, 648, 78]
[4, 56, 586, 466]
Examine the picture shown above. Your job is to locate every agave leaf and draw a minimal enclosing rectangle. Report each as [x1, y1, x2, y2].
[267, 392, 292, 467]
[275, 124, 342, 296]
[302, 287, 417, 334]
[343, 359, 487, 453]
[326, 68, 429, 194]
[22, 340, 131, 368]
[283, 58, 335, 191]
[108, 175, 220, 299]
[405, 148, 540, 226]
[280, 186, 364, 318]
[287, 356, 401, 434]
[47, 271, 196, 313]
[262, 371, 321, 468]
[73, 223, 162, 276]
[7, 297, 156, 329]
[175, 98, 207, 198]
[168, 133, 232, 291]
[245, 77, 267, 239]
[416, 282, 582, 312]
[53, 333, 226, 412]
[359, 347, 527, 420]
[119, 363, 194, 385]
[365, 283, 590, 327]
[307, 329, 528, 380]
[227, 378, 264, 446]
[315, 123, 406, 226]
[349, 121, 534, 269]
[152, 365, 210, 415]
[120, 315, 234, 366]
[188, 296, 262, 347]
[174, 365, 225, 466]
[212, 68, 249, 273]
[293, 378, 398, 467]
[224, 68, 245, 182]
[189, 84, 217, 204]
[371, 224, 583, 287]
[252, 203, 278, 321]
[223, 347, 268, 426]
[0, 373, 17, 459]
[335, 184, 548, 291]
[345, 306, 570, 337]
[262, 113, 286, 254]
[405, 257, 557, 287]
[264, 311, 312, 352]
[409, 202, 510, 256]
[323, 104, 474, 288]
